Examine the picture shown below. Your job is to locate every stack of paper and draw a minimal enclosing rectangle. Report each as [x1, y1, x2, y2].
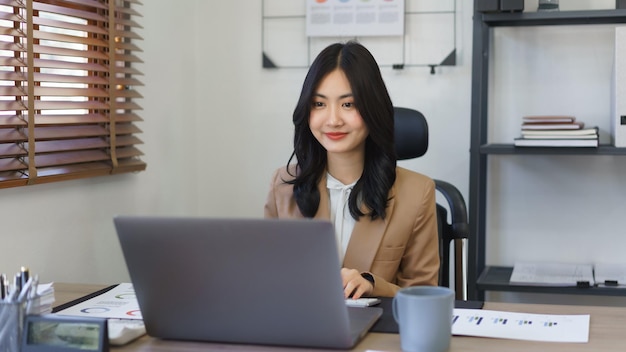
[29, 282, 55, 314]
[510, 261, 595, 287]
[510, 261, 626, 287]
[514, 116, 599, 147]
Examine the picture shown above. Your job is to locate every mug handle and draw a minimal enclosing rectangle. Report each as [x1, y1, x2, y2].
[392, 296, 399, 323]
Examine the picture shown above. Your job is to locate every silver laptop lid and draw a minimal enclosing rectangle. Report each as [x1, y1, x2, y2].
[114, 216, 381, 349]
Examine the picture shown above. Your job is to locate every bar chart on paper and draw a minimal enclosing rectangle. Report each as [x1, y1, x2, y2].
[452, 308, 589, 343]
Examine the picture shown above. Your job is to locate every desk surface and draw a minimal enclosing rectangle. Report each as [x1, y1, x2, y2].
[55, 283, 626, 352]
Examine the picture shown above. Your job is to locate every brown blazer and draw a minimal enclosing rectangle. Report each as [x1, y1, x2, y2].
[264, 165, 440, 297]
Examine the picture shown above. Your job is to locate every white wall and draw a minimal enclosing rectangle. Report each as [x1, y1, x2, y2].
[191, 0, 473, 218]
[0, 2, 201, 285]
[1, 0, 623, 305]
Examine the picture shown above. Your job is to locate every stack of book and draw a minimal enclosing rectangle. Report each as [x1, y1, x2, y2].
[514, 116, 599, 147]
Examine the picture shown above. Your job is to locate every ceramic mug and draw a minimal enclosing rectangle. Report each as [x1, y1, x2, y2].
[392, 286, 454, 352]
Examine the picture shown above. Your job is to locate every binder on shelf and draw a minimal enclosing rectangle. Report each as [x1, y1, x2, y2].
[611, 26, 626, 147]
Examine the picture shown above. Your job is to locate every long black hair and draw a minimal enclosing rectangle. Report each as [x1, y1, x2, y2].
[285, 41, 396, 221]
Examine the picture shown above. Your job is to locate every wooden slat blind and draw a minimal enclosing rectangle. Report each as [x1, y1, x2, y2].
[0, 0, 145, 188]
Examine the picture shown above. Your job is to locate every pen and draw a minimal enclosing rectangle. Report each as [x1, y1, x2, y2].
[0, 273, 5, 300]
[26, 275, 39, 314]
[14, 272, 22, 296]
[17, 277, 32, 303]
[20, 266, 29, 288]
[29, 274, 38, 299]
[5, 282, 17, 302]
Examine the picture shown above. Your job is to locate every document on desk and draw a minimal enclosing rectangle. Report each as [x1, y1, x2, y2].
[54, 283, 142, 320]
[452, 308, 589, 343]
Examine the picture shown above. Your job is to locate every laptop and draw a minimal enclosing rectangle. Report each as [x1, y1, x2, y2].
[113, 216, 382, 349]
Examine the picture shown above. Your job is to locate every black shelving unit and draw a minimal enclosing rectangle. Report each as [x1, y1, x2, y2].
[478, 266, 626, 296]
[468, 3, 626, 300]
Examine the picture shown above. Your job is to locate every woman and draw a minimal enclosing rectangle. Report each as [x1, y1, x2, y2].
[264, 41, 439, 298]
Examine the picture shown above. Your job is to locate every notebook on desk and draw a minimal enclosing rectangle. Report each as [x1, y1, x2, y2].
[114, 216, 382, 349]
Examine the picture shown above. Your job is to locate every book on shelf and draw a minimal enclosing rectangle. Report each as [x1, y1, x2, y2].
[522, 135, 597, 140]
[514, 137, 598, 147]
[510, 261, 595, 287]
[522, 121, 585, 130]
[521, 127, 599, 137]
[522, 115, 576, 123]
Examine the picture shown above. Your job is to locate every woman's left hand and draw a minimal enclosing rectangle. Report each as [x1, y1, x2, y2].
[341, 268, 373, 299]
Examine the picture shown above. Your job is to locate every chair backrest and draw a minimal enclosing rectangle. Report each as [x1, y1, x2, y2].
[394, 107, 428, 159]
[393, 107, 469, 300]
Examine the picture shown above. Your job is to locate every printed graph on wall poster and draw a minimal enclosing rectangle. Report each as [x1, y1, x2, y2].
[305, 0, 405, 37]
[262, 0, 456, 69]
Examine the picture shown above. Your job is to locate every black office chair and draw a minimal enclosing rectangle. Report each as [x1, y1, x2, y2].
[394, 107, 470, 300]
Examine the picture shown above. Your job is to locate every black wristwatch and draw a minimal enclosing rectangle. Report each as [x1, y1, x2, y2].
[360, 272, 375, 286]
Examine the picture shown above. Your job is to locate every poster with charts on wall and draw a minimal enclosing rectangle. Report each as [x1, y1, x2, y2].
[306, 0, 405, 37]
[262, 0, 455, 68]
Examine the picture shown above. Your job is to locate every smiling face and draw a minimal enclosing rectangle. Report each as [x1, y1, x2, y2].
[308, 69, 369, 161]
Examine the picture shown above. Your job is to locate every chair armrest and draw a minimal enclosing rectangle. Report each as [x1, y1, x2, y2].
[434, 179, 469, 240]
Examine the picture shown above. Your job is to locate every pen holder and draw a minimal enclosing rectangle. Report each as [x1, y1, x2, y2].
[0, 300, 26, 352]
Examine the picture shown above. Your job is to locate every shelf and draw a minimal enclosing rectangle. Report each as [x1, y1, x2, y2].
[479, 9, 626, 27]
[477, 266, 626, 296]
[479, 144, 626, 155]
[468, 3, 626, 301]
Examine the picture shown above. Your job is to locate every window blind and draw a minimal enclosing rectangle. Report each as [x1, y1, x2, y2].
[0, 0, 145, 189]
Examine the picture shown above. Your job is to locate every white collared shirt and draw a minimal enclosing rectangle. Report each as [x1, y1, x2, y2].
[326, 173, 357, 262]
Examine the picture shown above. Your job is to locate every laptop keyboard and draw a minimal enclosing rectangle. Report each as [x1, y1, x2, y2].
[345, 298, 381, 307]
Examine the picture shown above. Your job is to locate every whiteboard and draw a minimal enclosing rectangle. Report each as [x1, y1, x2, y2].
[262, 0, 456, 69]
